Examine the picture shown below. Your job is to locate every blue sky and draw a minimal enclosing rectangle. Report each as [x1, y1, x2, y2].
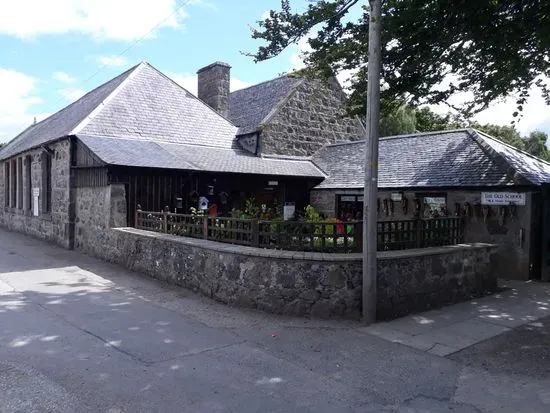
[1, 0, 549, 143]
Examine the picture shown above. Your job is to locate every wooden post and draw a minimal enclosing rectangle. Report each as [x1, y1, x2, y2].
[203, 215, 208, 240]
[252, 220, 260, 247]
[416, 219, 423, 248]
[355, 221, 363, 252]
[135, 204, 142, 228]
[163, 206, 169, 233]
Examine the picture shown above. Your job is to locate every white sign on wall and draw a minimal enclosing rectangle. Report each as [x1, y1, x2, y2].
[481, 192, 526, 206]
[32, 188, 40, 216]
[283, 202, 295, 220]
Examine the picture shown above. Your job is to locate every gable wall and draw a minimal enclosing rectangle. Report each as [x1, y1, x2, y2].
[0, 139, 73, 248]
[259, 78, 362, 156]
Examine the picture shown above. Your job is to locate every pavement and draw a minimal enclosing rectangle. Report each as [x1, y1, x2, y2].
[362, 280, 550, 356]
[0, 227, 549, 413]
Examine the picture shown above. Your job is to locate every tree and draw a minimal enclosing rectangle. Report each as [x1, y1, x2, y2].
[250, 1, 550, 119]
[524, 130, 550, 160]
[380, 104, 415, 136]
[469, 122, 526, 150]
[414, 107, 463, 132]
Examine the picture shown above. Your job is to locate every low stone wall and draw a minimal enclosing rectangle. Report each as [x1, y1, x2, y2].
[92, 228, 497, 320]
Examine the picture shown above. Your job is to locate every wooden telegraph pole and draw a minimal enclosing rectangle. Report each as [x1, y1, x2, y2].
[362, 0, 382, 324]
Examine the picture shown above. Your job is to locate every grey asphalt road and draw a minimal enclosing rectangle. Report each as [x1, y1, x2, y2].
[0, 228, 549, 413]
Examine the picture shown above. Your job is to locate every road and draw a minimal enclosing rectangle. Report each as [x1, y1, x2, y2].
[0, 228, 549, 412]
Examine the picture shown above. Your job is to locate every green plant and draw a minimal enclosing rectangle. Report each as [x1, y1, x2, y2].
[304, 205, 321, 222]
[189, 206, 205, 216]
[244, 197, 261, 219]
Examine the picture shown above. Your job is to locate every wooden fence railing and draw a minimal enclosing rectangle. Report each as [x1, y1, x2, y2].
[135, 208, 464, 253]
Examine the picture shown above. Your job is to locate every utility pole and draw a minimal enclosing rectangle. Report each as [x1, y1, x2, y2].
[362, 0, 382, 324]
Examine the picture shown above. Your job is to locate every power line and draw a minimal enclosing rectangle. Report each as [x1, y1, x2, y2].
[45, 0, 192, 114]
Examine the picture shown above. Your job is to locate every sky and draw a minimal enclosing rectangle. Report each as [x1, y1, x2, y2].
[1, 0, 549, 143]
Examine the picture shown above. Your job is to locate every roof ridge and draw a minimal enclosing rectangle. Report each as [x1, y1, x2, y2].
[467, 128, 533, 185]
[321, 128, 471, 149]
[0, 63, 141, 159]
[229, 74, 299, 95]
[144, 62, 238, 127]
[71, 62, 145, 135]
[472, 127, 550, 167]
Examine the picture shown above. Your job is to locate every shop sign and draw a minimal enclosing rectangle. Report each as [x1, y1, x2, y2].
[481, 192, 526, 206]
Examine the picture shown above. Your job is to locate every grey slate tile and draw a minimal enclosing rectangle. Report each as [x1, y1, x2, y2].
[77, 135, 325, 178]
[312, 129, 550, 189]
[228, 75, 303, 135]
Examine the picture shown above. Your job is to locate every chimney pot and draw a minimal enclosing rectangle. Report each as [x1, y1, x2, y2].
[197, 61, 231, 118]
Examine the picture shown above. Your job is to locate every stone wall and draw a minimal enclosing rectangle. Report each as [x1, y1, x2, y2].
[0, 139, 72, 248]
[310, 187, 535, 280]
[260, 77, 362, 156]
[88, 227, 497, 320]
[74, 184, 127, 253]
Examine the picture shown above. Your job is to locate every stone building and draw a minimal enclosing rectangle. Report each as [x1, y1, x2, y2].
[225, 66, 362, 156]
[310, 129, 550, 281]
[1, 60, 549, 283]
[0, 61, 355, 250]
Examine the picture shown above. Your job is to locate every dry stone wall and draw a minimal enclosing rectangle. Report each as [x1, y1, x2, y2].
[260, 78, 362, 156]
[74, 184, 127, 253]
[88, 227, 497, 320]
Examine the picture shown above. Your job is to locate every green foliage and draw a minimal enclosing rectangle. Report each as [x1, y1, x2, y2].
[414, 107, 463, 132]
[380, 104, 416, 136]
[249, 0, 550, 119]
[189, 206, 205, 216]
[524, 130, 550, 160]
[304, 204, 321, 222]
[470, 122, 526, 150]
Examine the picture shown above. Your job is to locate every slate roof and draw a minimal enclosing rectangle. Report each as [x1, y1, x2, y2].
[228, 75, 304, 135]
[0, 65, 136, 160]
[312, 129, 550, 189]
[0, 62, 238, 161]
[78, 134, 324, 178]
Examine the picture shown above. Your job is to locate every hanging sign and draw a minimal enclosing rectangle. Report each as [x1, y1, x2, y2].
[390, 192, 403, 201]
[481, 192, 526, 206]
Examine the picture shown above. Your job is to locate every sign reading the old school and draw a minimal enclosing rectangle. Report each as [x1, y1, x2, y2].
[481, 192, 526, 206]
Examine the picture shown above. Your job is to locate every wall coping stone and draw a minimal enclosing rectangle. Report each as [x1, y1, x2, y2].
[114, 228, 497, 262]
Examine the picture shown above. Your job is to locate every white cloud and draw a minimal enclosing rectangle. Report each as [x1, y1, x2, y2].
[52, 71, 76, 83]
[59, 88, 86, 101]
[0, 0, 189, 41]
[429, 75, 550, 136]
[0, 68, 46, 142]
[169, 73, 251, 96]
[97, 55, 128, 68]
[289, 37, 312, 71]
[472, 83, 550, 136]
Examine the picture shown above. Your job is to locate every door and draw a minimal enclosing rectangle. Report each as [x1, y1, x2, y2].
[539, 185, 550, 281]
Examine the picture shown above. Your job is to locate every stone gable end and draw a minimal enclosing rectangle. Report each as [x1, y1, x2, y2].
[259, 77, 362, 156]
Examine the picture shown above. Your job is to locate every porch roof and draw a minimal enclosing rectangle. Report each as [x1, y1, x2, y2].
[77, 134, 325, 178]
[312, 129, 550, 189]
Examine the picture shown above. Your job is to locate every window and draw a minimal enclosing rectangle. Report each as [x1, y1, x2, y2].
[10, 159, 16, 208]
[41, 151, 52, 213]
[4, 162, 9, 207]
[17, 158, 23, 209]
[419, 193, 447, 218]
[25, 156, 32, 211]
[337, 194, 363, 220]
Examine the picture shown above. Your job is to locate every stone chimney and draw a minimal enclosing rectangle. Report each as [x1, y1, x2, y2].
[197, 61, 231, 118]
